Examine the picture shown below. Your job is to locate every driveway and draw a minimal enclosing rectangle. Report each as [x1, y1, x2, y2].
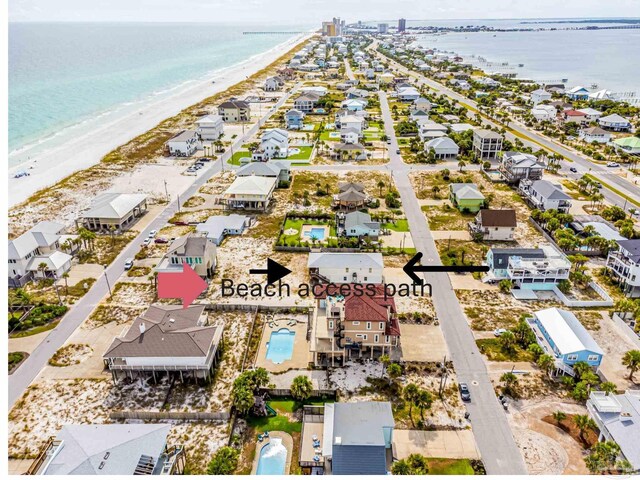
[393, 429, 480, 460]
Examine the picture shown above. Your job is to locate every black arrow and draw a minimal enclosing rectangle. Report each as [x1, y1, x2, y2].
[249, 258, 292, 285]
[403, 252, 489, 284]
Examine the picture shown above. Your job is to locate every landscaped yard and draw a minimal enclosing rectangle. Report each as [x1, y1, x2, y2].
[427, 457, 475, 475]
[286, 145, 314, 161]
[277, 217, 335, 246]
[228, 150, 251, 166]
[382, 219, 410, 232]
[476, 338, 535, 362]
[8, 352, 25, 373]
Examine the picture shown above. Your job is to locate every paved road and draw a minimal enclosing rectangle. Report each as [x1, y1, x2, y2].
[378, 91, 528, 475]
[8, 84, 302, 408]
[373, 44, 640, 209]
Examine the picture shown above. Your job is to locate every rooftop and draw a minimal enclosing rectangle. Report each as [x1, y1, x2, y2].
[82, 193, 148, 220]
[534, 307, 603, 356]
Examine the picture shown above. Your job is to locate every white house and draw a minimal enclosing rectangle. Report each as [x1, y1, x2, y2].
[222, 175, 277, 211]
[341, 211, 380, 239]
[8, 221, 73, 286]
[519, 179, 572, 213]
[195, 114, 224, 141]
[469, 209, 517, 241]
[78, 193, 148, 232]
[578, 126, 612, 144]
[413, 97, 432, 112]
[418, 121, 448, 141]
[531, 104, 557, 122]
[254, 128, 289, 160]
[155, 233, 217, 279]
[308, 252, 384, 284]
[577, 108, 603, 122]
[340, 128, 360, 144]
[264, 75, 284, 91]
[397, 86, 420, 102]
[103, 304, 224, 383]
[598, 114, 632, 132]
[530, 88, 552, 106]
[338, 114, 366, 134]
[195, 214, 250, 245]
[167, 130, 200, 157]
[424, 136, 459, 159]
[341, 99, 367, 111]
[566, 86, 590, 101]
[606, 239, 640, 298]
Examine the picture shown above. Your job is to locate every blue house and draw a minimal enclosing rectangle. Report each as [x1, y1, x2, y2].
[528, 307, 604, 376]
[322, 402, 394, 475]
[340, 211, 380, 239]
[566, 86, 590, 101]
[285, 108, 305, 130]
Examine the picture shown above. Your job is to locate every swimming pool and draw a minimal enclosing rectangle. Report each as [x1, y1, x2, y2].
[256, 438, 287, 475]
[303, 227, 326, 241]
[265, 329, 295, 364]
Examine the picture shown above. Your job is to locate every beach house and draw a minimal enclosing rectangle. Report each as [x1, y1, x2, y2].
[222, 175, 277, 211]
[413, 97, 433, 112]
[566, 86, 590, 101]
[26, 424, 185, 475]
[598, 113, 632, 132]
[331, 143, 367, 162]
[418, 121, 448, 140]
[576, 107, 603, 122]
[236, 159, 290, 185]
[285, 108, 305, 130]
[195, 214, 250, 245]
[264, 75, 284, 91]
[103, 304, 224, 384]
[166, 130, 200, 157]
[449, 183, 485, 212]
[310, 283, 400, 365]
[606, 239, 640, 298]
[78, 193, 148, 232]
[397, 86, 420, 102]
[562, 110, 588, 125]
[587, 390, 640, 471]
[527, 307, 604, 376]
[519, 179, 572, 213]
[218, 100, 250, 122]
[253, 128, 289, 160]
[472, 129, 503, 159]
[424, 136, 459, 160]
[578, 126, 612, 144]
[484, 245, 571, 289]
[8, 221, 73, 287]
[195, 114, 224, 141]
[339, 211, 380, 239]
[530, 88, 552, 106]
[294, 92, 321, 113]
[333, 182, 368, 209]
[499, 151, 545, 184]
[337, 114, 367, 134]
[531, 104, 557, 122]
[469, 209, 517, 241]
[613, 136, 640, 155]
[308, 252, 384, 284]
[299, 402, 394, 475]
[155, 233, 217, 279]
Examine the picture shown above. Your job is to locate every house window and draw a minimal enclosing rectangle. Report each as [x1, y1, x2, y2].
[352, 321, 360, 325]
[587, 355, 599, 362]
[343, 276, 347, 281]
[567, 354, 578, 361]
[374, 334, 379, 343]
[366, 322, 371, 330]
[369, 268, 372, 273]
[328, 320, 334, 329]
[346, 268, 349, 273]
[364, 277, 367, 281]
[385, 335, 390, 343]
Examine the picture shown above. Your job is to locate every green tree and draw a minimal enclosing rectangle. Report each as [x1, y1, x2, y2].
[498, 279, 513, 293]
[499, 330, 517, 354]
[290, 375, 313, 402]
[537, 354, 555, 378]
[622, 349, 640, 381]
[207, 446, 239, 475]
[403, 383, 420, 427]
[232, 385, 254, 415]
[415, 389, 433, 423]
[573, 414, 596, 443]
[552, 410, 567, 424]
[599, 381, 617, 394]
[387, 363, 402, 385]
[500, 371, 519, 397]
[391, 459, 412, 475]
[379, 354, 391, 378]
[527, 343, 544, 360]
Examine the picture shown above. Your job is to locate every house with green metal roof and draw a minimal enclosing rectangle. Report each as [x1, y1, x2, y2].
[449, 183, 486, 212]
[613, 136, 640, 155]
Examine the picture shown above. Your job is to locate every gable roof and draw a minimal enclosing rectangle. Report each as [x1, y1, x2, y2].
[450, 183, 485, 200]
[83, 193, 147, 220]
[534, 307, 603, 355]
[308, 252, 384, 270]
[478, 209, 517, 227]
[617, 239, 640, 262]
[225, 176, 277, 196]
[344, 211, 380, 230]
[219, 100, 249, 109]
[104, 304, 221, 359]
[196, 214, 249, 240]
[530, 180, 572, 200]
[599, 113, 630, 124]
[236, 161, 283, 177]
[8, 221, 65, 260]
[42, 424, 171, 475]
[195, 114, 223, 126]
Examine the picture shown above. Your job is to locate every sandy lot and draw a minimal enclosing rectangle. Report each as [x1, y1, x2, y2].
[399, 324, 449, 362]
[393, 429, 480, 460]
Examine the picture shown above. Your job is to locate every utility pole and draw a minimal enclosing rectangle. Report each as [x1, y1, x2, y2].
[104, 265, 112, 298]
[164, 180, 169, 203]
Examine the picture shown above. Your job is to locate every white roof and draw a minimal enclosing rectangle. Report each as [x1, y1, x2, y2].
[196, 214, 249, 240]
[27, 251, 73, 271]
[225, 176, 277, 196]
[8, 221, 65, 260]
[83, 193, 147, 220]
[534, 307, 603, 356]
[577, 108, 601, 116]
[196, 114, 223, 126]
[308, 252, 384, 270]
[599, 113, 630, 124]
[426, 136, 459, 151]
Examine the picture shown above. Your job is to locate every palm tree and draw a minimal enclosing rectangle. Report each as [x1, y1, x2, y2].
[622, 350, 640, 381]
[108, 225, 117, 246]
[552, 410, 567, 425]
[458, 160, 466, 171]
[573, 414, 596, 443]
[62, 272, 70, 295]
[37, 261, 49, 279]
[599, 381, 617, 394]
[500, 372, 518, 396]
[379, 354, 390, 378]
[387, 363, 402, 385]
[415, 389, 433, 423]
[537, 354, 555, 378]
[403, 383, 420, 427]
[377, 180, 386, 197]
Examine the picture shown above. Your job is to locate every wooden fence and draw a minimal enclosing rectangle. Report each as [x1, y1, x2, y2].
[110, 411, 230, 421]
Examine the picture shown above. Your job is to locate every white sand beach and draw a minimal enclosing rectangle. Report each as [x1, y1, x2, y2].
[8, 32, 312, 208]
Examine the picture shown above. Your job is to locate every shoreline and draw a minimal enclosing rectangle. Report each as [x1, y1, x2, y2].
[8, 32, 312, 208]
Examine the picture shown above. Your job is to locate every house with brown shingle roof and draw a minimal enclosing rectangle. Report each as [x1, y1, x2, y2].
[469, 209, 517, 241]
[103, 304, 224, 383]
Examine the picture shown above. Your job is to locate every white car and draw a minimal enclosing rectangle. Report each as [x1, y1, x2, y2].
[607, 162, 620, 167]
[148, 230, 158, 238]
[142, 238, 152, 246]
[493, 328, 508, 337]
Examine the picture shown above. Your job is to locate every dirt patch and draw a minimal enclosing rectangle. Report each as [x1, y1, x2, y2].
[48, 344, 93, 367]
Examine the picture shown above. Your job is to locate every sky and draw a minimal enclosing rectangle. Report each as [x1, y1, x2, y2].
[9, 0, 640, 23]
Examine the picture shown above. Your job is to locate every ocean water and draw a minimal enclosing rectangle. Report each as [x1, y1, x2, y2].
[413, 23, 640, 93]
[8, 22, 311, 166]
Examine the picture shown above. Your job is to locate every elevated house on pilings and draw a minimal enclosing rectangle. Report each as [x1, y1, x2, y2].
[103, 304, 224, 384]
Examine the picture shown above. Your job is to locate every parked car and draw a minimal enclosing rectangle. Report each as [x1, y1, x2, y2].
[200, 157, 212, 162]
[396, 149, 401, 154]
[142, 238, 152, 246]
[569, 167, 578, 173]
[493, 328, 508, 337]
[387, 139, 392, 144]
[124, 258, 134, 270]
[148, 230, 158, 238]
[459, 383, 471, 402]
[607, 162, 620, 167]
[154, 237, 169, 244]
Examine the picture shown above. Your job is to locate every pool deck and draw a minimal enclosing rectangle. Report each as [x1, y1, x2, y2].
[255, 315, 311, 373]
[300, 224, 330, 242]
[251, 431, 294, 475]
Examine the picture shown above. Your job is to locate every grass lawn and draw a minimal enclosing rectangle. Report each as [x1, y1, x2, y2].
[427, 458, 475, 475]
[246, 413, 302, 435]
[436, 239, 487, 267]
[476, 338, 534, 362]
[422, 205, 474, 231]
[228, 150, 251, 166]
[286, 146, 314, 161]
[269, 397, 335, 414]
[8, 352, 25, 373]
[382, 219, 410, 232]
[319, 131, 339, 142]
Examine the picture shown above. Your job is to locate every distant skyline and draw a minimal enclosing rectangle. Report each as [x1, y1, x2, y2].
[9, 0, 640, 23]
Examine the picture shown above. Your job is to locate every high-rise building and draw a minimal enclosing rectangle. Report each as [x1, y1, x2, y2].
[322, 21, 337, 37]
[398, 18, 406, 32]
[333, 17, 342, 36]
[378, 23, 388, 34]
